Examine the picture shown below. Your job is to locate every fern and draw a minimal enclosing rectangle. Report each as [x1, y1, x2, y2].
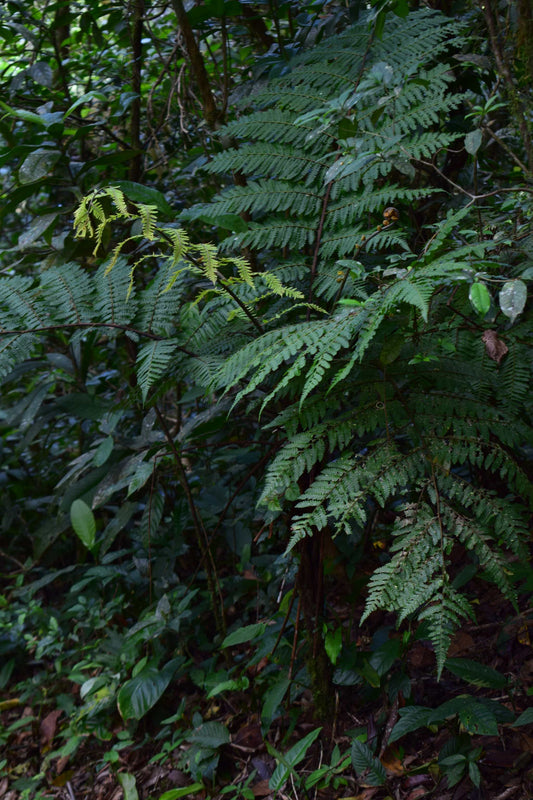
[1, 7, 529, 679]
[136, 339, 181, 402]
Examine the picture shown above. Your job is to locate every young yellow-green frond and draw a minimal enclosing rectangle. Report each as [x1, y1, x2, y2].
[225, 256, 254, 288]
[138, 203, 158, 240]
[162, 227, 192, 267]
[196, 243, 219, 284]
[73, 199, 94, 239]
[105, 186, 131, 218]
[263, 272, 304, 299]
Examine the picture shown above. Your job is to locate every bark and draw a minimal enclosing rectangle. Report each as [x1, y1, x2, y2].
[171, 0, 220, 129]
[297, 530, 334, 722]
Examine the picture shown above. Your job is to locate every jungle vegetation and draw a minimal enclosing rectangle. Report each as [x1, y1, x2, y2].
[0, 0, 532, 798]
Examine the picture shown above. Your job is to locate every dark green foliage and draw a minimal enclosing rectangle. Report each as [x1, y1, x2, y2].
[183, 9, 533, 671]
[0, 2, 532, 796]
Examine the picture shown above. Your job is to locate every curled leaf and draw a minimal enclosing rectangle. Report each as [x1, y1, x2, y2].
[482, 330, 508, 365]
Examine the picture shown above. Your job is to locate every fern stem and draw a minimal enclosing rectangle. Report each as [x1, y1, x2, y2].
[214, 270, 264, 333]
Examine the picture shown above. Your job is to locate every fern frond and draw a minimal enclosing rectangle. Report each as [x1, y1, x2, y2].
[138, 204, 158, 240]
[136, 339, 180, 402]
[95, 258, 137, 327]
[40, 264, 94, 325]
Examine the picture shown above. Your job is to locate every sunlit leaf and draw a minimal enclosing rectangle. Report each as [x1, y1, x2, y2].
[499, 279, 527, 323]
[469, 282, 491, 315]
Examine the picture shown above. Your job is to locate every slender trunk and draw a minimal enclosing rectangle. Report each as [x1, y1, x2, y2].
[171, 0, 220, 129]
[297, 529, 334, 722]
[129, 0, 145, 181]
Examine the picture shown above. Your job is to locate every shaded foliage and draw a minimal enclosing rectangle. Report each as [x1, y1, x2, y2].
[0, 1, 532, 799]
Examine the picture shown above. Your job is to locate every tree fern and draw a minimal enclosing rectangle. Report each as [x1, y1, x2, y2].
[2, 7, 529, 678]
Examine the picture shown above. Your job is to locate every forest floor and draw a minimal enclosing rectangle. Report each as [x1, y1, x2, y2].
[1, 572, 532, 800]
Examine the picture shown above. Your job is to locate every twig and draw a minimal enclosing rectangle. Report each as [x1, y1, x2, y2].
[379, 696, 400, 757]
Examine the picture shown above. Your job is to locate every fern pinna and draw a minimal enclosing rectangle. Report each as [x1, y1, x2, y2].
[185, 8, 532, 671]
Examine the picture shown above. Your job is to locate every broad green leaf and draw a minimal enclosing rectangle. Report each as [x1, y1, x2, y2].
[222, 622, 266, 647]
[206, 676, 249, 698]
[269, 727, 322, 791]
[17, 214, 57, 250]
[199, 213, 248, 233]
[356, 659, 381, 688]
[70, 499, 96, 551]
[465, 129, 482, 155]
[117, 659, 180, 720]
[324, 626, 343, 665]
[469, 282, 491, 315]
[158, 786, 204, 800]
[458, 702, 498, 735]
[393, 0, 410, 18]
[0, 658, 15, 690]
[469, 761, 481, 787]
[117, 773, 138, 800]
[19, 150, 61, 184]
[261, 676, 290, 728]
[429, 696, 499, 735]
[93, 436, 114, 467]
[63, 91, 108, 119]
[513, 707, 533, 726]
[444, 658, 508, 688]
[351, 739, 387, 786]
[127, 462, 154, 496]
[188, 721, 230, 748]
[0, 100, 46, 125]
[369, 638, 401, 676]
[389, 706, 432, 743]
[499, 279, 527, 323]
[28, 62, 53, 87]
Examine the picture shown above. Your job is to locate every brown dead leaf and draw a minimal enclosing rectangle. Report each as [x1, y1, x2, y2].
[405, 788, 430, 800]
[380, 746, 404, 776]
[248, 656, 269, 676]
[252, 779, 271, 797]
[448, 630, 475, 656]
[55, 755, 70, 775]
[518, 732, 533, 753]
[51, 770, 75, 787]
[482, 329, 508, 364]
[408, 641, 434, 669]
[232, 720, 264, 752]
[517, 622, 531, 646]
[40, 709, 62, 748]
[403, 774, 432, 788]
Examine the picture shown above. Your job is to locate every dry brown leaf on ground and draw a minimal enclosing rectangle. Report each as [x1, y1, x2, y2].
[40, 710, 62, 749]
